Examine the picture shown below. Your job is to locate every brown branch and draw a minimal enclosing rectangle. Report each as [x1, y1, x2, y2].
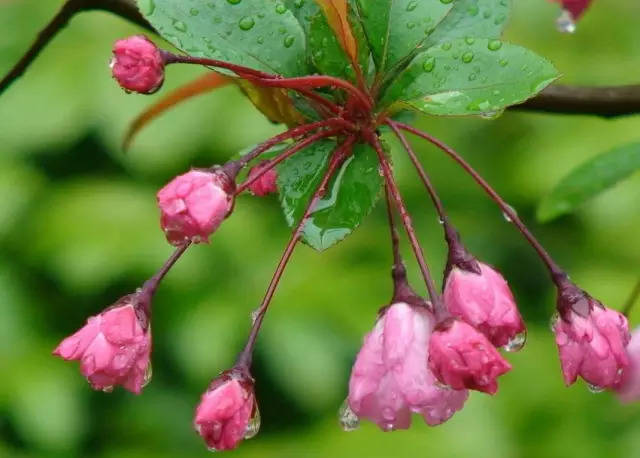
[0, 0, 150, 95]
[3, 0, 640, 118]
[515, 84, 640, 118]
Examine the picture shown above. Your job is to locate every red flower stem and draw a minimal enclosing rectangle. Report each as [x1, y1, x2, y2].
[138, 242, 191, 311]
[295, 88, 342, 116]
[623, 278, 640, 317]
[163, 53, 371, 111]
[384, 186, 403, 270]
[393, 121, 566, 282]
[236, 137, 357, 368]
[387, 120, 457, 240]
[366, 131, 442, 309]
[235, 128, 340, 195]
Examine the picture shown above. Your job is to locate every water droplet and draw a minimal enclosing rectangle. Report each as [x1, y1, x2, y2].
[480, 109, 504, 119]
[406, 0, 418, 11]
[556, 10, 576, 33]
[504, 331, 527, 352]
[468, 73, 477, 81]
[499, 58, 508, 67]
[440, 0, 453, 4]
[422, 56, 436, 72]
[549, 312, 560, 332]
[250, 308, 260, 324]
[587, 383, 605, 394]
[275, 2, 287, 14]
[102, 385, 114, 393]
[239, 16, 255, 30]
[441, 41, 452, 51]
[172, 20, 187, 32]
[244, 407, 261, 439]
[406, 21, 416, 30]
[283, 35, 295, 48]
[143, 364, 153, 387]
[190, 8, 200, 16]
[338, 399, 360, 432]
[465, 37, 475, 45]
[488, 39, 502, 51]
[139, 0, 155, 15]
[483, 9, 492, 18]
[257, 36, 264, 44]
[467, 4, 479, 16]
[502, 204, 517, 222]
[294, 0, 305, 7]
[494, 13, 506, 25]
[461, 51, 474, 63]
[227, 0, 241, 4]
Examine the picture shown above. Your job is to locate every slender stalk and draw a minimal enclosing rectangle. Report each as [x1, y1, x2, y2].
[235, 128, 340, 195]
[393, 121, 566, 282]
[384, 186, 402, 270]
[163, 53, 274, 79]
[366, 131, 442, 309]
[623, 278, 640, 317]
[236, 137, 356, 368]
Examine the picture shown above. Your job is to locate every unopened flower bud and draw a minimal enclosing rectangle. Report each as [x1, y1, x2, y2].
[53, 293, 152, 394]
[615, 327, 640, 403]
[194, 369, 259, 451]
[554, 0, 592, 20]
[428, 318, 511, 395]
[348, 303, 468, 431]
[111, 35, 165, 94]
[553, 278, 630, 389]
[157, 169, 235, 245]
[444, 263, 525, 349]
[247, 161, 278, 197]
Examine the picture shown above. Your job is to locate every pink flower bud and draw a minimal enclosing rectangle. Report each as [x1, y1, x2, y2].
[554, 0, 592, 20]
[111, 35, 165, 94]
[428, 319, 511, 395]
[247, 162, 278, 197]
[157, 169, 234, 245]
[347, 303, 468, 431]
[194, 370, 259, 451]
[615, 327, 640, 403]
[444, 263, 525, 349]
[553, 281, 630, 389]
[53, 296, 151, 394]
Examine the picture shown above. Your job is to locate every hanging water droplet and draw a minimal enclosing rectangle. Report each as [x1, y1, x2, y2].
[143, 363, 153, 387]
[503, 331, 527, 352]
[338, 399, 360, 432]
[102, 385, 114, 393]
[502, 204, 517, 222]
[480, 109, 504, 119]
[244, 407, 261, 439]
[207, 445, 219, 452]
[587, 383, 605, 394]
[556, 10, 576, 33]
[239, 16, 255, 30]
[434, 380, 451, 390]
[549, 312, 560, 332]
[250, 308, 260, 324]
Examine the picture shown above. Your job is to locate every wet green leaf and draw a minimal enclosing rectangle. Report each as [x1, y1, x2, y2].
[538, 142, 640, 222]
[381, 38, 558, 116]
[355, 0, 452, 76]
[138, 0, 307, 76]
[425, 0, 511, 48]
[277, 140, 382, 251]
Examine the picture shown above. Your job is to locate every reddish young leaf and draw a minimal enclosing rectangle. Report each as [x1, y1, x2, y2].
[315, 0, 358, 66]
[237, 81, 306, 126]
[123, 72, 230, 150]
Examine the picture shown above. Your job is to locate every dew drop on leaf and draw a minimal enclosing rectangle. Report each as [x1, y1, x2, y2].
[423, 56, 436, 72]
[189, 8, 199, 16]
[441, 41, 452, 50]
[283, 35, 295, 48]
[227, 0, 241, 4]
[275, 2, 287, 14]
[239, 16, 255, 30]
[172, 20, 187, 32]
[406, 0, 418, 11]
[139, 0, 155, 16]
[462, 51, 474, 63]
[465, 37, 475, 45]
[488, 39, 503, 51]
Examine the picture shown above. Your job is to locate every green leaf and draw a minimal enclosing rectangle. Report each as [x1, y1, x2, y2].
[284, 0, 321, 37]
[425, 0, 511, 48]
[537, 142, 640, 222]
[381, 38, 558, 116]
[138, 0, 307, 76]
[355, 0, 453, 76]
[308, 4, 370, 82]
[277, 140, 382, 251]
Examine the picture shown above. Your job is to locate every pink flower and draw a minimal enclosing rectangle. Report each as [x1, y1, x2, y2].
[555, 0, 593, 20]
[615, 327, 640, 403]
[53, 297, 151, 394]
[247, 162, 278, 197]
[348, 302, 468, 431]
[552, 282, 630, 388]
[157, 169, 234, 245]
[194, 370, 259, 451]
[111, 35, 165, 94]
[444, 263, 525, 349]
[428, 319, 512, 395]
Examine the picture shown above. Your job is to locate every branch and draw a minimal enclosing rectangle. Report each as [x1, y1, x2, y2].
[0, 0, 150, 95]
[515, 84, 640, 118]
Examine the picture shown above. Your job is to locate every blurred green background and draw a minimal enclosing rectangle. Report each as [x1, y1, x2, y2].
[1, 1, 640, 457]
